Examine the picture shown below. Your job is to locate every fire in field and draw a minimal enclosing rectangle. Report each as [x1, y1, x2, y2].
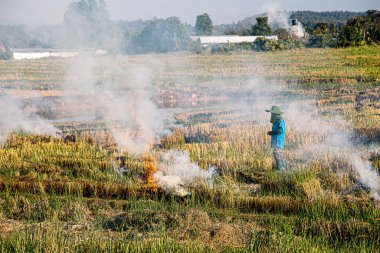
[0, 1, 379, 252]
[0, 46, 378, 252]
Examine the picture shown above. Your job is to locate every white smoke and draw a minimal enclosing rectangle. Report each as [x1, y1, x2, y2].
[285, 101, 380, 200]
[290, 22, 305, 38]
[225, 65, 379, 200]
[154, 150, 216, 196]
[0, 94, 57, 144]
[263, 3, 305, 38]
[263, 3, 290, 30]
[63, 55, 167, 154]
[349, 154, 380, 200]
[286, 101, 339, 135]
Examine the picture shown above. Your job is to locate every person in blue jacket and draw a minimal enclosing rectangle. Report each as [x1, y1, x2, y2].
[266, 105, 286, 171]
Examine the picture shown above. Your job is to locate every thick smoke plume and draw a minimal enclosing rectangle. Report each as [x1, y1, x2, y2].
[63, 56, 216, 193]
[263, 3, 305, 38]
[63, 55, 167, 154]
[263, 3, 290, 30]
[154, 150, 216, 196]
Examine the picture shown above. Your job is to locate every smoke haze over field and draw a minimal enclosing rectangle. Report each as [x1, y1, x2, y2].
[62, 55, 169, 154]
[0, 95, 57, 144]
[0, 0, 378, 25]
[238, 72, 380, 199]
[0, 54, 378, 198]
[0, 0, 378, 197]
[286, 102, 380, 200]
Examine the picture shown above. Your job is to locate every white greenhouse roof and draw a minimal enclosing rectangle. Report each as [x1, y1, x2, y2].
[191, 35, 278, 44]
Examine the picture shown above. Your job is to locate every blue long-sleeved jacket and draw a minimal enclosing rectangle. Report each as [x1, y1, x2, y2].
[271, 118, 286, 149]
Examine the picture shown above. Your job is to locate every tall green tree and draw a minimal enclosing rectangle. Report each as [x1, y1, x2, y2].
[195, 13, 213, 36]
[366, 10, 380, 42]
[273, 28, 289, 40]
[63, 0, 110, 48]
[250, 17, 272, 36]
[131, 17, 192, 53]
[338, 10, 380, 46]
[313, 22, 330, 35]
[307, 22, 336, 48]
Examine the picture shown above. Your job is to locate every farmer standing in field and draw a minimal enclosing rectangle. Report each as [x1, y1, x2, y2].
[266, 106, 286, 171]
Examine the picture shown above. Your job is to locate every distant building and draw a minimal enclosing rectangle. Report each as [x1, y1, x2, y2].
[191, 35, 278, 45]
[12, 49, 79, 60]
[9, 48, 106, 60]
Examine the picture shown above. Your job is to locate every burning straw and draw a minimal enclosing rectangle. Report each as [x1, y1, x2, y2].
[153, 150, 216, 196]
[145, 153, 158, 191]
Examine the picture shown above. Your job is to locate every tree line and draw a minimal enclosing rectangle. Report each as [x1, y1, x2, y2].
[0, 0, 378, 55]
[201, 10, 380, 52]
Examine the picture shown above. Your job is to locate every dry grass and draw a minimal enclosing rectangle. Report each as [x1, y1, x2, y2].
[0, 46, 379, 251]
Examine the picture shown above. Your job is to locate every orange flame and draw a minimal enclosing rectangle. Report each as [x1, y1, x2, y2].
[144, 142, 157, 191]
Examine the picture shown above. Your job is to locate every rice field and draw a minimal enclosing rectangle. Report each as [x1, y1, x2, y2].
[0, 46, 379, 252]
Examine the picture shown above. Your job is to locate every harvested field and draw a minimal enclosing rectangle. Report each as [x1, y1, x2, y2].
[0, 46, 379, 252]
